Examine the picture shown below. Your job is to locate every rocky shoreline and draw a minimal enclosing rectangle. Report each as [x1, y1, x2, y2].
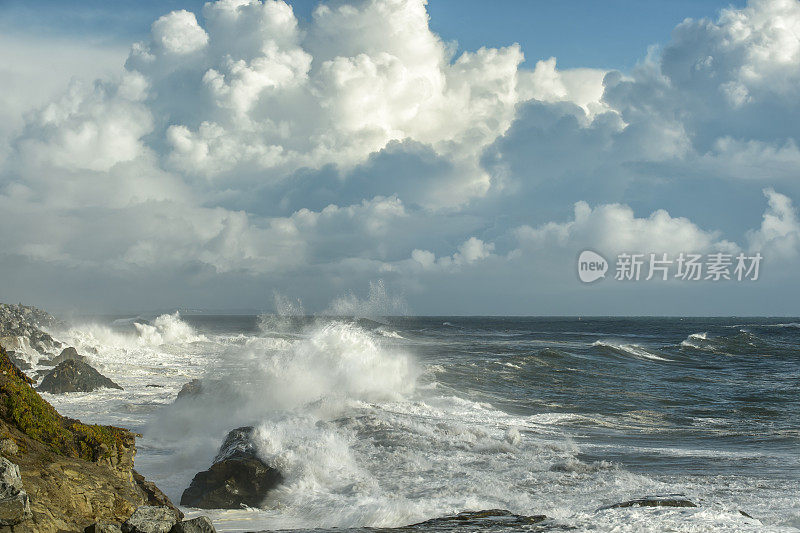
[0, 303, 216, 532]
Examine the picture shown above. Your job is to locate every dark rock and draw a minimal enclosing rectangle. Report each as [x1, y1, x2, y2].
[176, 379, 203, 400]
[407, 509, 547, 529]
[122, 506, 179, 533]
[37, 358, 122, 393]
[0, 457, 31, 526]
[180, 426, 283, 509]
[170, 516, 216, 533]
[146, 384, 165, 388]
[740, 510, 754, 519]
[41, 346, 86, 367]
[85, 522, 124, 533]
[600, 496, 697, 510]
[175, 378, 236, 402]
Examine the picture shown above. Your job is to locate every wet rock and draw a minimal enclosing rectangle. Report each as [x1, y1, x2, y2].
[0, 457, 31, 526]
[170, 516, 216, 533]
[600, 496, 697, 510]
[175, 378, 236, 402]
[180, 426, 283, 509]
[85, 522, 124, 533]
[406, 509, 547, 530]
[122, 506, 179, 533]
[37, 358, 122, 393]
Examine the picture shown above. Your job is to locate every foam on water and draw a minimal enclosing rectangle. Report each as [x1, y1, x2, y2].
[35, 315, 800, 533]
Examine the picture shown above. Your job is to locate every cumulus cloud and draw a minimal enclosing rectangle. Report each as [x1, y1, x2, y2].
[1, 0, 800, 313]
[514, 201, 738, 257]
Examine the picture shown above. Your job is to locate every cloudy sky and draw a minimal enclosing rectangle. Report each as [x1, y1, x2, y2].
[1, 0, 799, 316]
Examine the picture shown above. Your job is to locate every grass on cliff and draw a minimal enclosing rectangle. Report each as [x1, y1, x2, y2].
[0, 344, 132, 462]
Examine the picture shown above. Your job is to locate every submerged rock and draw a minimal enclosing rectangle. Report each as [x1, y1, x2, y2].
[180, 426, 283, 509]
[37, 358, 122, 393]
[0, 457, 31, 526]
[122, 506, 178, 533]
[405, 510, 547, 530]
[600, 496, 697, 510]
[170, 516, 217, 533]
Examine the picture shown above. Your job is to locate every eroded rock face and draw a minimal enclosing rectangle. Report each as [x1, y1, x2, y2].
[180, 427, 283, 509]
[0, 344, 181, 532]
[0, 457, 31, 526]
[37, 359, 122, 394]
[121, 506, 178, 533]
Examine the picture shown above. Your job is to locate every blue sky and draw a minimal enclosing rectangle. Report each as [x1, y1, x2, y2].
[1, 0, 746, 70]
[1, 0, 799, 315]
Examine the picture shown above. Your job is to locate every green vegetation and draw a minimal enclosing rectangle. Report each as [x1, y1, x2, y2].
[0, 344, 132, 462]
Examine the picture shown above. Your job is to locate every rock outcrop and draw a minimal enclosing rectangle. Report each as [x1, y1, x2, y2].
[0, 303, 64, 360]
[121, 506, 178, 533]
[170, 516, 216, 533]
[0, 343, 180, 532]
[40, 346, 86, 367]
[180, 426, 283, 509]
[38, 358, 122, 393]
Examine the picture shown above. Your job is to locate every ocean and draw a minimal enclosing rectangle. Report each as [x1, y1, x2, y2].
[37, 314, 800, 532]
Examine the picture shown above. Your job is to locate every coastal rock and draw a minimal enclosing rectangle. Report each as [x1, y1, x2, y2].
[180, 426, 283, 509]
[0, 343, 181, 532]
[40, 346, 86, 367]
[85, 523, 123, 533]
[408, 509, 547, 529]
[600, 496, 698, 510]
[5, 350, 32, 371]
[122, 506, 178, 533]
[0, 457, 31, 526]
[170, 516, 216, 533]
[38, 359, 122, 393]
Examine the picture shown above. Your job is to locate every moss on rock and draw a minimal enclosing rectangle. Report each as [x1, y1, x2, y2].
[0, 344, 133, 465]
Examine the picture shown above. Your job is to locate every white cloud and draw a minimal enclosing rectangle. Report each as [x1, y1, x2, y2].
[2, 0, 800, 313]
[746, 188, 800, 257]
[515, 201, 738, 257]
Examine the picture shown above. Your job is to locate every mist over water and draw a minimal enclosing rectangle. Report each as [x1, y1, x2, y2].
[36, 311, 800, 533]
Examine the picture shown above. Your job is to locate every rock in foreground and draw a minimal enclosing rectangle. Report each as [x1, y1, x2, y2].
[0, 457, 31, 526]
[38, 358, 122, 393]
[121, 506, 178, 533]
[0, 343, 179, 532]
[181, 426, 283, 509]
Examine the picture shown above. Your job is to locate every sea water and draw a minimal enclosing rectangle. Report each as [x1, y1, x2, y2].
[36, 314, 800, 532]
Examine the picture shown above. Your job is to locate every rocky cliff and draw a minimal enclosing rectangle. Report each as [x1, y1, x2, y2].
[0, 343, 181, 532]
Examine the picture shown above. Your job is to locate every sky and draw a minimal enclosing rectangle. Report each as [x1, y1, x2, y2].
[1, 0, 799, 316]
